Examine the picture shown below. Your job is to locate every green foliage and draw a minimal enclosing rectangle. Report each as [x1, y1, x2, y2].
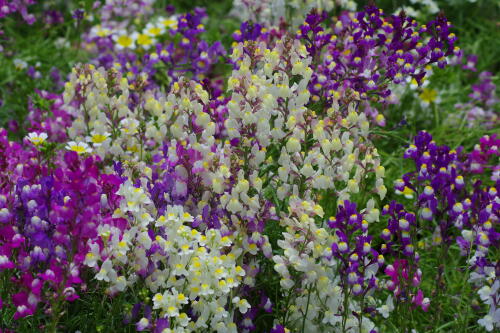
[0, 0, 498, 332]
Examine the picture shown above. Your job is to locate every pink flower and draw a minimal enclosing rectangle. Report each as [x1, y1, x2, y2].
[412, 289, 431, 312]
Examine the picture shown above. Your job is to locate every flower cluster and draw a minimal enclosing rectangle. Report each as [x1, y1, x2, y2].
[455, 71, 499, 128]
[397, 131, 467, 243]
[63, 64, 150, 161]
[85, 179, 249, 331]
[395, 0, 440, 19]
[86, 7, 226, 94]
[26, 91, 72, 143]
[230, 0, 357, 29]
[381, 201, 429, 313]
[0, 128, 123, 323]
[271, 197, 381, 332]
[459, 135, 499, 332]
[0, 0, 36, 24]
[393, 131, 499, 331]
[298, 6, 458, 125]
[1, 1, 498, 332]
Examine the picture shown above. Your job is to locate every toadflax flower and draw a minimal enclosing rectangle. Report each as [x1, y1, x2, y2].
[66, 141, 92, 154]
[26, 132, 48, 146]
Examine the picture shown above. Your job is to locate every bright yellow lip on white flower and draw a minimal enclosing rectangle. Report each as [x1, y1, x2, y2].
[97, 29, 110, 37]
[160, 17, 178, 29]
[148, 27, 161, 36]
[419, 88, 438, 104]
[26, 132, 48, 146]
[87, 132, 110, 146]
[135, 33, 154, 48]
[91, 134, 107, 143]
[145, 23, 163, 36]
[66, 141, 92, 155]
[95, 25, 111, 37]
[113, 31, 135, 49]
[117, 35, 133, 47]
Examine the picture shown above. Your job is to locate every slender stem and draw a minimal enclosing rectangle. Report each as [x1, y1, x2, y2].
[341, 276, 350, 332]
[433, 102, 439, 128]
[358, 293, 365, 332]
[459, 232, 476, 333]
[433, 242, 449, 332]
[301, 283, 313, 333]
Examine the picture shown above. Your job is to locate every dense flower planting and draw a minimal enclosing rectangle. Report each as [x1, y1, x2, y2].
[0, 0, 498, 332]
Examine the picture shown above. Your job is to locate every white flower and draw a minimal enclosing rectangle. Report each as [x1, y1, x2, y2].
[138, 231, 152, 250]
[110, 276, 127, 293]
[26, 132, 48, 146]
[112, 30, 136, 50]
[13, 58, 28, 70]
[66, 141, 92, 155]
[377, 295, 394, 318]
[84, 242, 100, 268]
[96, 259, 114, 282]
[87, 131, 110, 146]
[131, 31, 155, 49]
[144, 22, 164, 37]
[478, 314, 494, 332]
[177, 312, 190, 327]
[232, 297, 251, 314]
[158, 15, 178, 30]
[478, 285, 492, 302]
[136, 317, 149, 331]
[166, 305, 180, 317]
[286, 137, 301, 153]
[226, 198, 243, 213]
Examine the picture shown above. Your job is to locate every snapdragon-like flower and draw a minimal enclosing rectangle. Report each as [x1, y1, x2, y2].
[0, 0, 36, 24]
[392, 131, 499, 330]
[381, 201, 429, 312]
[26, 131, 47, 146]
[272, 197, 379, 332]
[85, 7, 226, 94]
[86, 180, 250, 331]
[27, 90, 73, 142]
[297, 6, 457, 125]
[455, 71, 499, 128]
[66, 141, 92, 155]
[329, 200, 381, 326]
[0, 129, 123, 326]
[230, 0, 356, 28]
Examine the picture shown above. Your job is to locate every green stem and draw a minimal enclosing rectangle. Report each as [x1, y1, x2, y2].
[341, 277, 350, 332]
[358, 293, 365, 333]
[459, 233, 476, 333]
[433, 243, 449, 332]
[301, 284, 313, 333]
[433, 102, 440, 127]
